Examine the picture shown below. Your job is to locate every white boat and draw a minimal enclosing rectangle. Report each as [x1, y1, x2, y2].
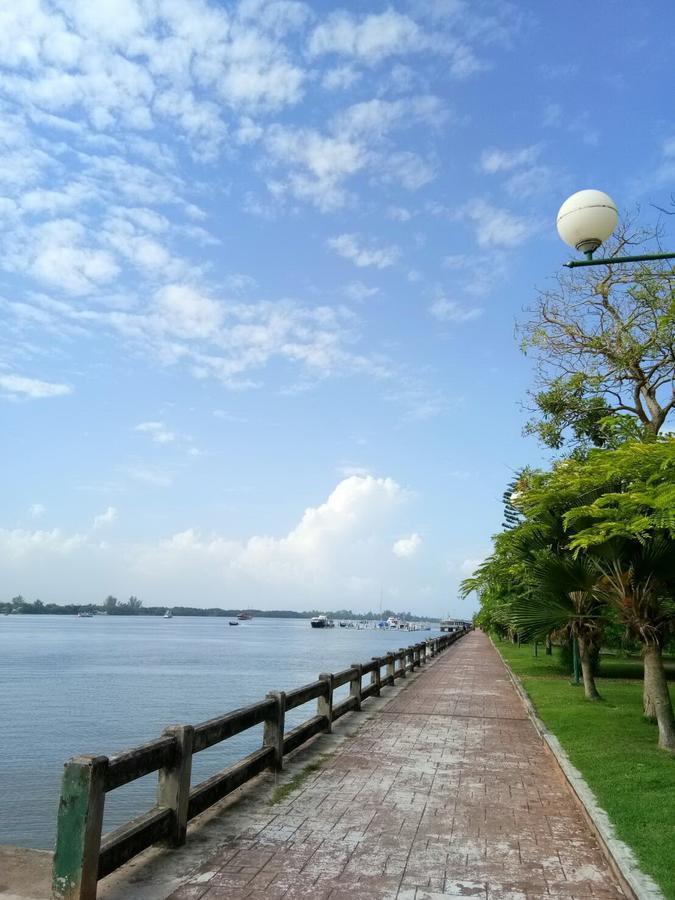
[77, 611, 93, 618]
[163, 609, 173, 619]
[310, 615, 335, 628]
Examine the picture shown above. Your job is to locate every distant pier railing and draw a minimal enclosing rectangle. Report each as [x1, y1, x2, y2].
[52, 629, 470, 900]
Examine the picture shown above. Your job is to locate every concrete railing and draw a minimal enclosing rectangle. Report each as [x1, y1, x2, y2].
[52, 628, 470, 899]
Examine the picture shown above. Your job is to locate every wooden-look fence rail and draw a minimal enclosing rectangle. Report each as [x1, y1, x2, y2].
[52, 628, 470, 900]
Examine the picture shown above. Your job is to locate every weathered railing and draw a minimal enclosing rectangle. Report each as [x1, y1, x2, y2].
[52, 628, 469, 899]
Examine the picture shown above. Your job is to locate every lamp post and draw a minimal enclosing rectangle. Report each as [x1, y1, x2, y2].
[556, 189, 675, 268]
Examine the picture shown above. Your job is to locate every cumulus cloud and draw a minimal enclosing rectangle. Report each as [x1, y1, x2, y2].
[0, 373, 72, 399]
[0, 476, 418, 606]
[29, 503, 46, 518]
[328, 234, 399, 268]
[392, 533, 422, 558]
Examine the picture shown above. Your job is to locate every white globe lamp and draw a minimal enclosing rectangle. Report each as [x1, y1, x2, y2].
[556, 189, 618, 256]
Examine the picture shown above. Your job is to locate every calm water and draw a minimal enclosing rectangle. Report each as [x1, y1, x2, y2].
[0, 615, 439, 849]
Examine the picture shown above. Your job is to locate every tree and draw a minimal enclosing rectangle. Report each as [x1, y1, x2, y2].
[522, 439, 675, 749]
[104, 595, 118, 614]
[509, 553, 606, 700]
[127, 596, 142, 612]
[520, 222, 675, 450]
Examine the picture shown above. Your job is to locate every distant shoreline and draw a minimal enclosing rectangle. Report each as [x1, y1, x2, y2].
[2, 606, 441, 622]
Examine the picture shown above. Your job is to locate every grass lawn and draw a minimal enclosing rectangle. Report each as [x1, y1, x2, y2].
[495, 640, 675, 899]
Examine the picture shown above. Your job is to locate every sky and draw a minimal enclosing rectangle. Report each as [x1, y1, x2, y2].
[2, 0, 675, 617]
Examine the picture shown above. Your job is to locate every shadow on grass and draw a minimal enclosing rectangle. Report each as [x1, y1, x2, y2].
[495, 639, 675, 682]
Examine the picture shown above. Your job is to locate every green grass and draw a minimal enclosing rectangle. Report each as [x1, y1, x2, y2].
[495, 640, 675, 899]
[269, 754, 332, 805]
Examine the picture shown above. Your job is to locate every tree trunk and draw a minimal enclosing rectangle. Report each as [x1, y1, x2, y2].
[643, 644, 675, 750]
[545, 636, 552, 656]
[643, 679, 656, 721]
[578, 637, 602, 701]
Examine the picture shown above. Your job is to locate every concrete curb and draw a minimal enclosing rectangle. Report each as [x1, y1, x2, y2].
[491, 638, 664, 900]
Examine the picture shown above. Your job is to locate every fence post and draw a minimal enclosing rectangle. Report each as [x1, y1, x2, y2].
[157, 725, 194, 847]
[350, 664, 362, 711]
[263, 691, 286, 772]
[52, 755, 108, 900]
[418, 642, 426, 666]
[386, 652, 395, 684]
[371, 657, 381, 696]
[398, 649, 407, 678]
[318, 672, 333, 732]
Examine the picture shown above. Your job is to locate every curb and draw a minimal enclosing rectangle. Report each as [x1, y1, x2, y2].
[491, 638, 664, 900]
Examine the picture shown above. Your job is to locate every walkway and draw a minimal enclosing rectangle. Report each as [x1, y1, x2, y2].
[168, 632, 624, 900]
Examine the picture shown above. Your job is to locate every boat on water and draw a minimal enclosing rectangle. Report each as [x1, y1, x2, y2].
[237, 611, 253, 620]
[440, 618, 471, 633]
[77, 611, 93, 618]
[228, 620, 239, 626]
[310, 615, 335, 628]
[163, 609, 173, 619]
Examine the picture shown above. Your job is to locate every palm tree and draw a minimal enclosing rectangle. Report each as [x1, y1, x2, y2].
[509, 553, 606, 700]
[594, 537, 675, 750]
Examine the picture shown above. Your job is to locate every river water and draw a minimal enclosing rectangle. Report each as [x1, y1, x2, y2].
[0, 614, 439, 849]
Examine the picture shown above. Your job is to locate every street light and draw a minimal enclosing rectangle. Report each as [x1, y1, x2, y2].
[556, 188, 675, 268]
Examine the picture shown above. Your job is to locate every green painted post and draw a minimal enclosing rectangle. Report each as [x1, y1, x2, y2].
[52, 755, 108, 900]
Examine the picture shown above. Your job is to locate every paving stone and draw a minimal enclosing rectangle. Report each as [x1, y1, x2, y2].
[168, 632, 625, 900]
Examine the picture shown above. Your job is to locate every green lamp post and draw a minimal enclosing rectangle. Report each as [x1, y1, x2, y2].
[556, 189, 675, 268]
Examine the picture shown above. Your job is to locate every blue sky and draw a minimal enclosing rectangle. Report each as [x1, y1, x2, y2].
[2, 0, 674, 616]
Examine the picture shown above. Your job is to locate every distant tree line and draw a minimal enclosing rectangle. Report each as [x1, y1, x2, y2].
[0, 596, 439, 622]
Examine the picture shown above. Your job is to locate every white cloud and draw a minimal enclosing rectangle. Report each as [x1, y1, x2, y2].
[463, 199, 536, 249]
[344, 281, 380, 301]
[0, 374, 72, 399]
[29, 503, 46, 519]
[153, 284, 224, 340]
[134, 421, 177, 444]
[429, 297, 483, 323]
[392, 533, 422, 558]
[129, 475, 411, 594]
[480, 145, 540, 174]
[93, 506, 117, 529]
[328, 234, 399, 268]
[264, 125, 367, 210]
[308, 10, 423, 63]
[322, 65, 361, 90]
[0, 528, 86, 560]
[460, 557, 483, 576]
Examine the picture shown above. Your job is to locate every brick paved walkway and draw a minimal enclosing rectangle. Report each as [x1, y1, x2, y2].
[170, 631, 625, 900]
